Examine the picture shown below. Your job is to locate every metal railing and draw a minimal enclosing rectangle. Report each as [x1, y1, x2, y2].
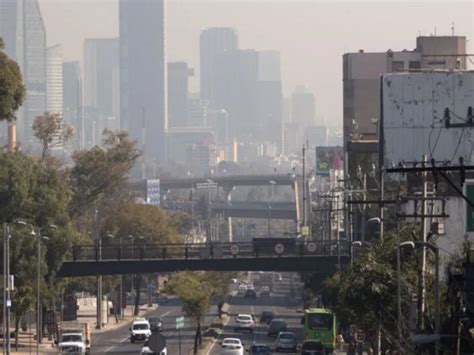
[68, 240, 350, 262]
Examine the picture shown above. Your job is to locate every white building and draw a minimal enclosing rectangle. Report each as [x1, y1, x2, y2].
[46, 44, 63, 116]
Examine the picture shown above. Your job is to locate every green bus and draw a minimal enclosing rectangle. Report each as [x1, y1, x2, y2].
[302, 308, 336, 352]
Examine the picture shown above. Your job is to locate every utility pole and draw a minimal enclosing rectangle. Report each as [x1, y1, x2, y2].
[302, 144, 307, 228]
[3, 223, 11, 355]
[95, 210, 102, 330]
[419, 155, 428, 332]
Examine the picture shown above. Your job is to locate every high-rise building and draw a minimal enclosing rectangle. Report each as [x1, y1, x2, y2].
[120, 0, 167, 162]
[213, 49, 259, 141]
[168, 62, 192, 128]
[257, 50, 282, 152]
[46, 44, 63, 116]
[342, 35, 467, 161]
[200, 27, 238, 104]
[291, 85, 315, 130]
[84, 38, 119, 121]
[62, 61, 83, 149]
[0, 0, 47, 149]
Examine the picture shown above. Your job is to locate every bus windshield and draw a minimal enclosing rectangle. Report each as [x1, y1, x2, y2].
[307, 313, 333, 329]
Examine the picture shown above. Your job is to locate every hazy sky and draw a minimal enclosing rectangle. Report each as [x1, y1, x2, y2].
[39, 0, 473, 129]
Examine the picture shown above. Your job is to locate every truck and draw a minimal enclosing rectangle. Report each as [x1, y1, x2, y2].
[55, 322, 91, 354]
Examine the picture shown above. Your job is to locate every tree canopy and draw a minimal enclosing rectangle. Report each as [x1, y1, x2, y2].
[0, 37, 25, 121]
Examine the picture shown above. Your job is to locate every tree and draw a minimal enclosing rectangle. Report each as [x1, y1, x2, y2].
[165, 272, 213, 354]
[322, 227, 441, 352]
[69, 130, 140, 221]
[102, 201, 181, 315]
[0, 37, 25, 122]
[32, 112, 74, 160]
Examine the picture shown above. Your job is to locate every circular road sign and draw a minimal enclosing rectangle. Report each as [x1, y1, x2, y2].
[230, 244, 239, 255]
[274, 243, 285, 255]
[307, 242, 317, 253]
[355, 330, 365, 343]
[148, 332, 166, 353]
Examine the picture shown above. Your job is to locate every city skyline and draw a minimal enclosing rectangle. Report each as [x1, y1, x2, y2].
[38, 0, 473, 129]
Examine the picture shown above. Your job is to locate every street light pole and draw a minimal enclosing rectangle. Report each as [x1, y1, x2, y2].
[3, 223, 11, 355]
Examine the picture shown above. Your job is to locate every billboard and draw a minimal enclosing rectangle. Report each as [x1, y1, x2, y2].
[315, 146, 343, 176]
[146, 179, 161, 206]
[381, 72, 474, 166]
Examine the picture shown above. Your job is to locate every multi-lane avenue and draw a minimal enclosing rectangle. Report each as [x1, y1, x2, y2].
[90, 272, 304, 354]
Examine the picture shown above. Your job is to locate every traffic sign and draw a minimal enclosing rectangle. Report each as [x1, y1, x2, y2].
[148, 332, 166, 353]
[355, 330, 365, 343]
[230, 244, 239, 255]
[274, 243, 284, 255]
[307, 242, 317, 253]
[176, 316, 184, 330]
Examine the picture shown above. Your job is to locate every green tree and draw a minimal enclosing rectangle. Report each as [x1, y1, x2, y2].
[172, 212, 194, 235]
[102, 201, 181, 315]
[0, 37, 25, 122]
[69, 130, 140, 221]
[32, 112, 74, 160]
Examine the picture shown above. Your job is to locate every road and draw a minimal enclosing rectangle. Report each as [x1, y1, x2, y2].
[91, 272, 303, 354]
[91, 296, 217, 354]
[209, 272, 304, 354]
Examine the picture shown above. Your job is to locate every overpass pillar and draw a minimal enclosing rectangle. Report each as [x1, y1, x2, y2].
[293, 179, 301, 233]
[222, 185, 234, 242]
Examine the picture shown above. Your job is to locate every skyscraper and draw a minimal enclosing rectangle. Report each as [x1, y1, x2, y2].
[0, 0, 47, 149]
[168, 62, 192, 128]
[84, 38, 119, 121]
[46, 44, 63, 116]
[200, 27, 238, 104]
[120, 0, 167, 162]
[63, 61, 82, 148]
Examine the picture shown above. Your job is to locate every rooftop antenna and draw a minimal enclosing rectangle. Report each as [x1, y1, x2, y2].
[451, 22, 455, 36]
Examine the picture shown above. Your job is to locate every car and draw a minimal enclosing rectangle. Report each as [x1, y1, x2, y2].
[299, 340, 326, 354]
[267, 318, 287, 337]
[275, 331, 297, 352]
[234, 314, 255, 333]
[140, 343, 167, 355]
[220, 337, 244, 355]
[259, 311, 275, 324]
[248, 343, 272, 354]
[231, 278, 238, 284]
[238, 284, 247, 295]
[148, 317, 162, 332]
[246, 284, 255, 290]
[130, 318, 151, 343]
[244, 289, 257, 299]
[259, 286, 270, 297]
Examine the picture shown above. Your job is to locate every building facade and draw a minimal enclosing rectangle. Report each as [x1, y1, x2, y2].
[199, 27, 238, 105]
[46, 44, 63, 115]
[63, 61, 83, 149]
[119, 0, 167, 162]
[168, 62, 192, 128]
[0, 0, 47, 150]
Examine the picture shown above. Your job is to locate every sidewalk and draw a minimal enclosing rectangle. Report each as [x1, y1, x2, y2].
[3, 303, 159, 354]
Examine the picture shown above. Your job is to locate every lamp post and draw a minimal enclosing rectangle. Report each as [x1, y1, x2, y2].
[97, 233, 114, 328]
[16, 221, 56, 353]
[3, 223, 10, 355]
[399, 241, 440, 355]
[128, 235, 144, 316]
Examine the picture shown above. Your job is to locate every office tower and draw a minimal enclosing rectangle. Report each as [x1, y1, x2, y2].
[343, 35, 467, 156]
[213, 49, 259, 141]
[84, 38, 119, 121]
[0, 0, 47, 149]
[120, 0, 167, 162]
[291, 85, 315, 130]
[257, 50, 282, 152]
[168, 62, 193, 128]
[63, 61, 83, 149]
[46, 44, 63, 116]
[200, 27, 238, 104]
[188, 93, 207, 127]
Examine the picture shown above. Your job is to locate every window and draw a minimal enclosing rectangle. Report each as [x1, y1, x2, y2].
[307, 313, 333, 329]
[391, 61, 404, 72]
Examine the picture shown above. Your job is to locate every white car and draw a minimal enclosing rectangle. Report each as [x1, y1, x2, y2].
[220, 338, 244, 355]
[234, 314, 255, 333]
[140, 345, 167, 354]
[130, 318, 151, 343]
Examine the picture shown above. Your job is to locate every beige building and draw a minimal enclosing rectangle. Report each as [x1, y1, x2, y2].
[342, 35, 467, 169]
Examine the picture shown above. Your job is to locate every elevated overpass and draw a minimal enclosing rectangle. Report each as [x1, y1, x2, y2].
[210, 201, 297, 220]
[57, 240, 349, 277]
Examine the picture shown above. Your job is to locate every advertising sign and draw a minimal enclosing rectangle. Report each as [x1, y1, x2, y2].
[315, 146, 343, 176]
[146, 179, 161, 206]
